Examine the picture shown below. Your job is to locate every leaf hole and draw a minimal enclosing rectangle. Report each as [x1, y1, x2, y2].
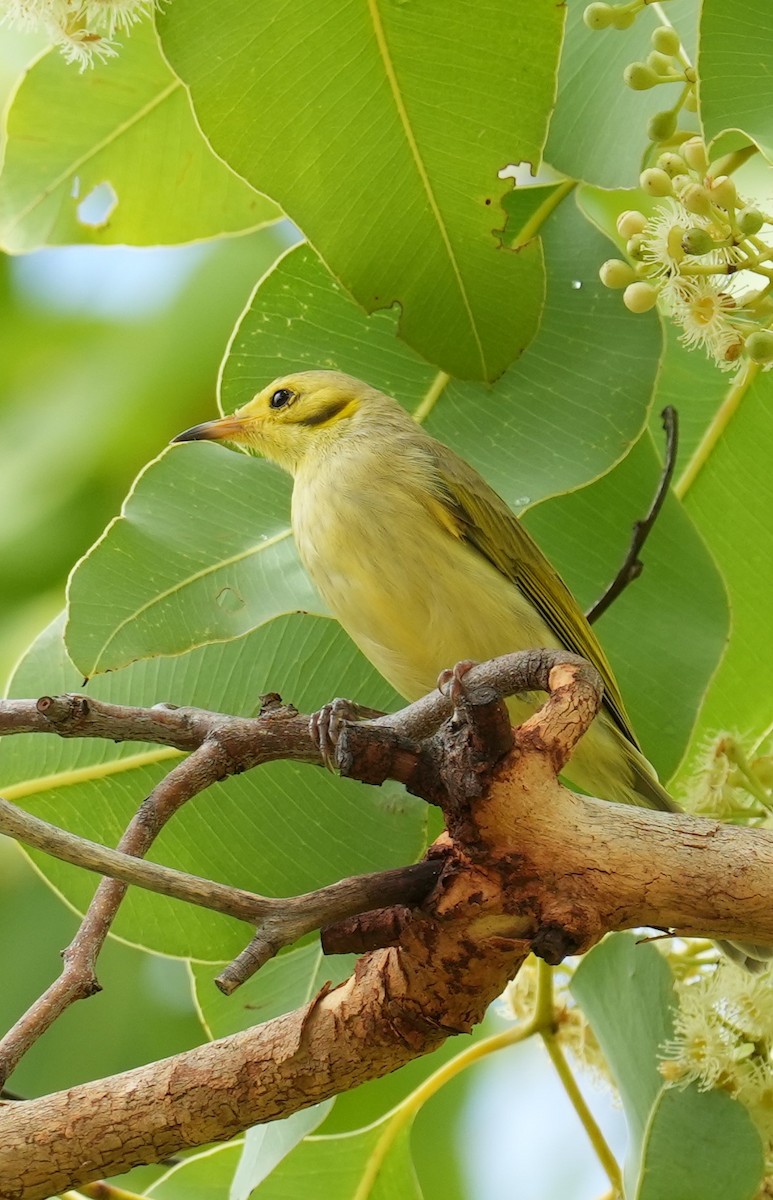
[77, 181, 118, 228]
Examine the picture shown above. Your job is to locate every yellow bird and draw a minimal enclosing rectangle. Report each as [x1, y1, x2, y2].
[173, 369, 768, 967]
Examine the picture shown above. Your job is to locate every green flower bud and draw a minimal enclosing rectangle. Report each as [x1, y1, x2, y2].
[681, 227, 716, 256]
[616, 209, 647, 239]
[626, 233, 648, 259]
[682, 137, 709, 174]
[648, 110, 677, 143]
[599, 259, 638, 289]
[583, 3, 613, 29]
[623, 282, 659, 313]
[709, 175, 737, 209]
[744, 329, 773, 364]
[646, 50, 675, 75]
[682, 183, 712, 216]
[684, 88, 698, 113]
[656, 152, 687, 177]
[651, 25, 681, 56]
[611, 8, 635, 28]
[639, 167, 673, 197]
[737, 207, 764, 235]
[624, 62, 659, 91]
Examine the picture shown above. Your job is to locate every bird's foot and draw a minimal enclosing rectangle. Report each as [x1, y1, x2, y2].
[310, 698, 386, 772]
[437, 660, 478, 711]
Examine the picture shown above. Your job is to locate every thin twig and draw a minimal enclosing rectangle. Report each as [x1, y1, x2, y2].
[586, 407, 678, 625]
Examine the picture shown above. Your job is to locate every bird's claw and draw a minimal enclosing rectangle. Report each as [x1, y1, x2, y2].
[437, 660, 478, 710]
[309, 698, 385, 772]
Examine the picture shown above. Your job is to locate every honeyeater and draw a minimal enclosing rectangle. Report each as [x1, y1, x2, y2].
[173, 369, 769, 968]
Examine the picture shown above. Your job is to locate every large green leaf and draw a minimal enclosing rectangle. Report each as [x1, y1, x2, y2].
[522, 433, 729, 781]
[158, 0, 566, 381]
[0, 20, 279, 251]
[1, 613, 423, 960]
[700, 0, 773, 161]
[149, 1144, 243, 1199]
[668, 367, 773, 786]
[572, 935, 763, 1200]
[66, 444, 321, 678]
[545, 0, 699, 187]
[67, 196, 664, 678]
[249, 1118, 421, 1200]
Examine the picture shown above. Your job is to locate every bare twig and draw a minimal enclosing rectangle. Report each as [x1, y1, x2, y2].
[586, 406, 679, 624]
[0, 796, 441, 961]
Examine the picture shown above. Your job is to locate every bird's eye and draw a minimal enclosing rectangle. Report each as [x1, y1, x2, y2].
[269, 388, 294, 410]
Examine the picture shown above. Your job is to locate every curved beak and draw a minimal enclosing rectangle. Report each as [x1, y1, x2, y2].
[171, 414, 252, 444]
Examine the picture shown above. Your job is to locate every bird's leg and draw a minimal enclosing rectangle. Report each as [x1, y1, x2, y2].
[437, 659, 478, 712]
[310, 698, 386, 771]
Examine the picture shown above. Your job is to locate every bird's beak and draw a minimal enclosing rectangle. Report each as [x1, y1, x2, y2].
[171, 414, 252, 445]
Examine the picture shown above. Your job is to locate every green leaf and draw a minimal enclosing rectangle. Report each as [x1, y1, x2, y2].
[572, 935, 763, 1200]
[0, 21, 279, 251]
[247, 1117, 421, 1199]
[149, 1143, 243, 1199]
[545, 0, 699, 187]
[232, 1104, 334, 1200]
[2, 614, 424, 960]
[66, 195, 664, 678]
[522, 432, 729, 780]
[66, 444, 322, 678]
[193, 946, 356, 1041]
[700, 0, 773, 161]
[157, 0, 566, 381]
[669, 367, 773, 786]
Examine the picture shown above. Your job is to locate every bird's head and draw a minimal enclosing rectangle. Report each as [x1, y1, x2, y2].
[172, 370, 373, 473]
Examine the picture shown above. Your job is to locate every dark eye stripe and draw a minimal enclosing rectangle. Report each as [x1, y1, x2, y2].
[298, 398, 352, 427]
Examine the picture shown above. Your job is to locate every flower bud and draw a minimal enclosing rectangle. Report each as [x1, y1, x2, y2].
[744, 329, 773, 364]
[670, 173, 692, 197]
[639, 167, 673, 197]
[651, 26, 681, 56]
[623, 281, 659, 313]
[599, 259, 638, 288]
[682, 183, 712, 216]
[737, 207, 764, 235]
[646, 50, 674, 75]
[709, 175, 737, 209]
[684, 88, 698, 113]
[624, 62, 659, 91]
[681, 227, 716, 256]
[682, 137, 709, 174]
[648, 110, 677, 142]
[616, 209, 647, 239]
[656, 152, 686, 177]
[583, 3, 613, 29]
[626, 233, 648, 259]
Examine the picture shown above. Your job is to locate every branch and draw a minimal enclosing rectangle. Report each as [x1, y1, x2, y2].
[2, 652, 773, 1197]
[586, 406, 678, 624]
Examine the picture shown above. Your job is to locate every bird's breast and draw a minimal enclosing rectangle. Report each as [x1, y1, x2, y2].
[291, 447, 553, 701]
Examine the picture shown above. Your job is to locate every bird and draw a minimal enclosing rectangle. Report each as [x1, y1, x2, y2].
[172, 369, 770, 968]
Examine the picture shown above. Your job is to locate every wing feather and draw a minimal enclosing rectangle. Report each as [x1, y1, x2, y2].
[425, 441, 640, 750]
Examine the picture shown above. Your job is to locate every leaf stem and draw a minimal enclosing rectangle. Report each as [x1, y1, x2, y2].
[674, 361, 760, 498]
[541, 1032, 622, 1195]
[412, 371, 451, 425]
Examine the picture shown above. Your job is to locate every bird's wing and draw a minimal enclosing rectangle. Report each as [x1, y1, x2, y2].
[426, 441, 640, 750]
